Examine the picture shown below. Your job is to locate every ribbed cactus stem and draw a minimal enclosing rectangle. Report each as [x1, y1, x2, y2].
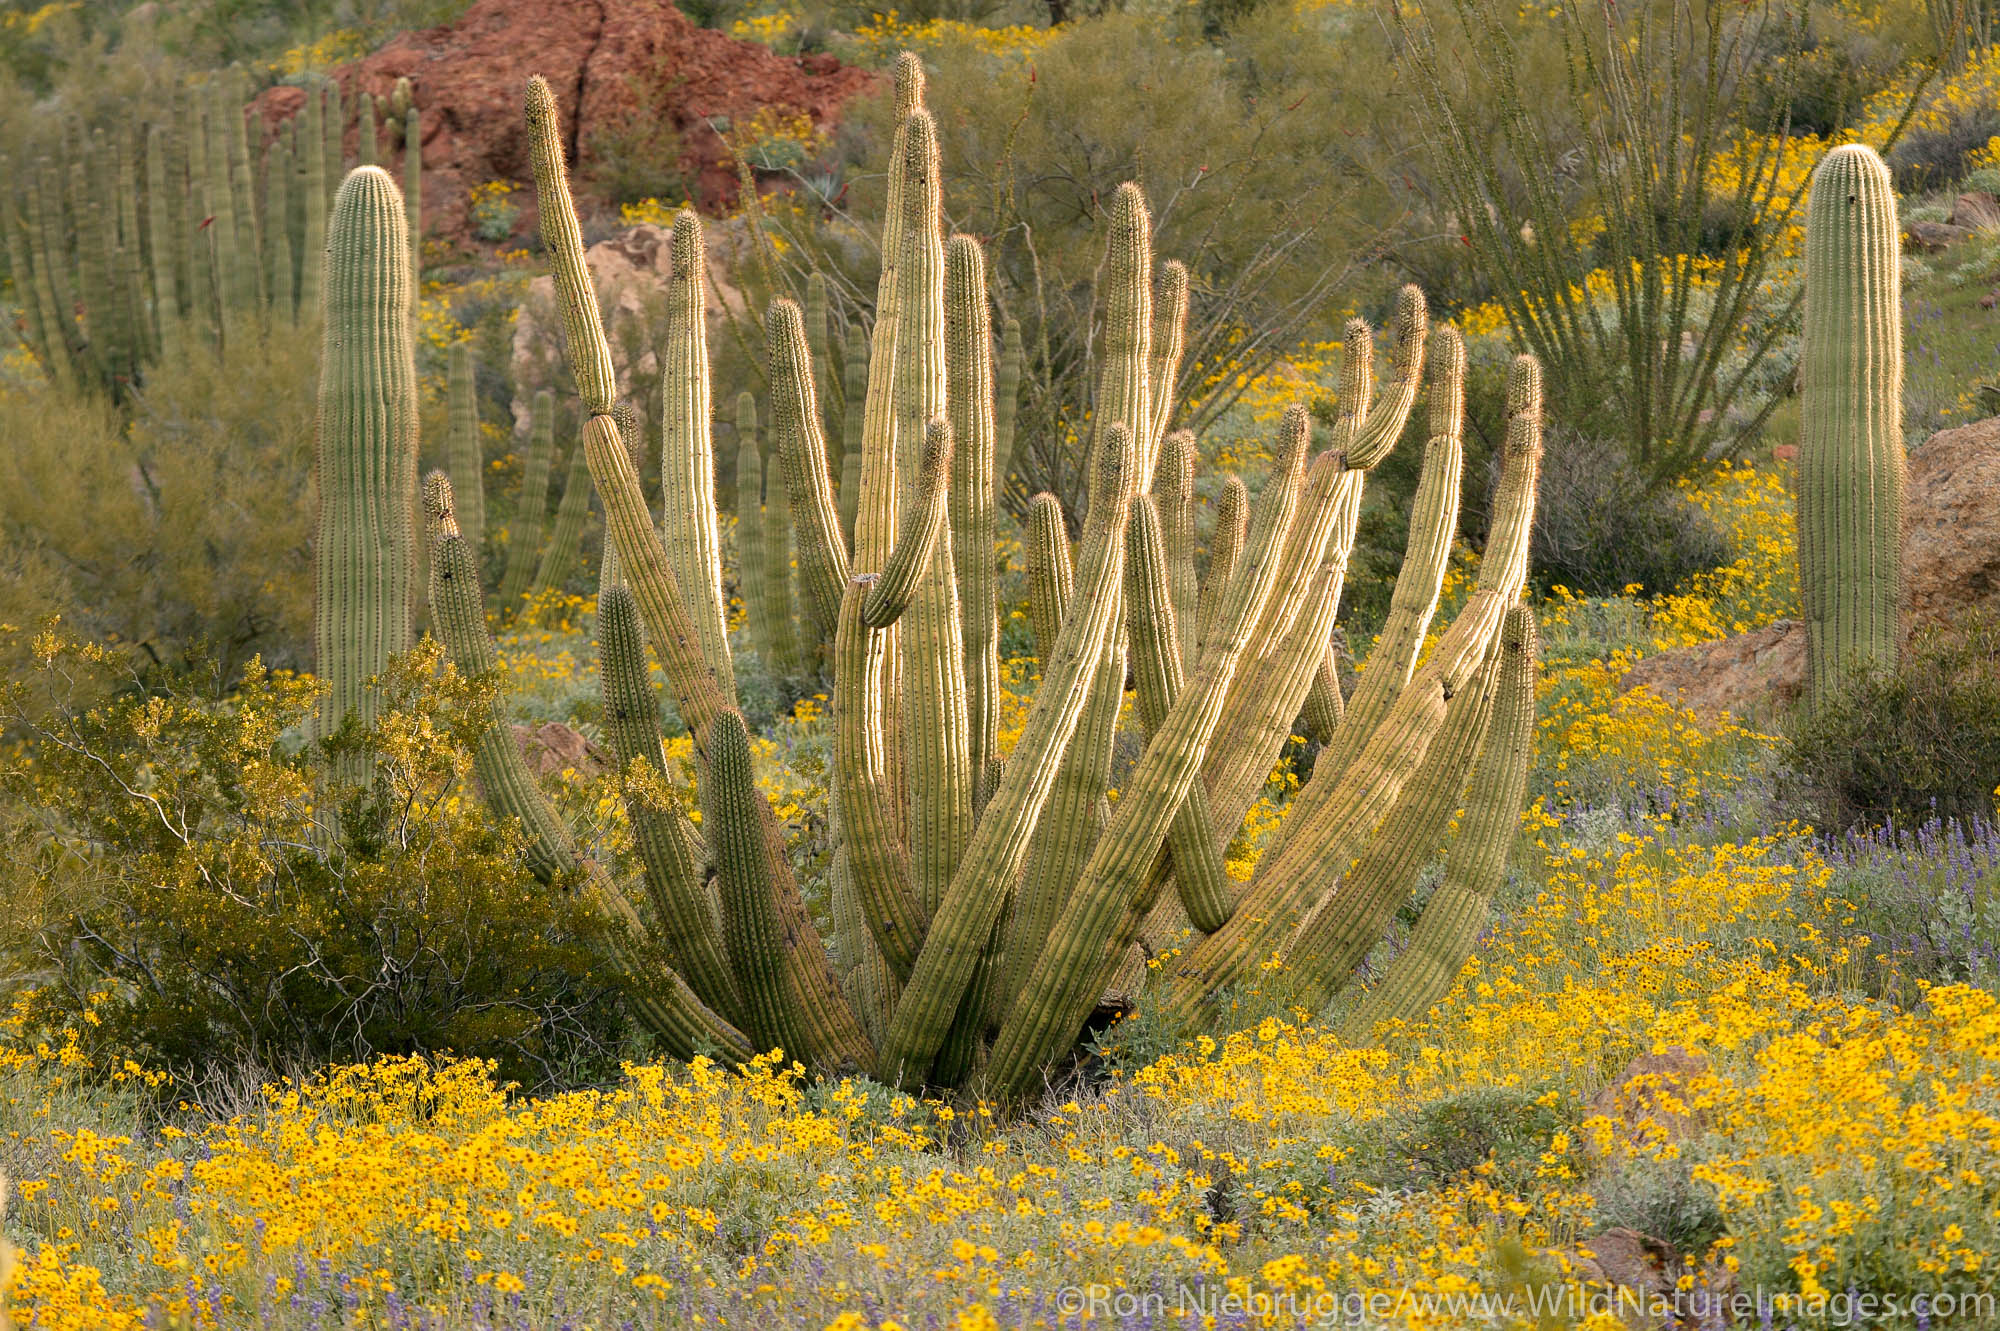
[597, 583, 740, 1019]
[499, 389, 557, 617]
[985, 428, 1303, 1094]
[1154, 430, 1199, 672]
[321, 81, 342, 208]
[1800, 143, 1904, 704]
[1279, 634, 1504, 1013]
[839, 319, 867, 544]
[445, 343, 485, 561]
[1342, 286, 1428, 470]
[1348, 604, 1537, 1035]
[768, 299, 851, 628]
[758, 395, 801, 677]
[226, 76, 262, 315]
[299, 102, 327, 320]
[267, 137, 297, 321]
[1309, 325, 1466, 796]
[883, 425, 1134, 1085]
[1024, 492, 1073, 664]
[315, 166, 418, 780]
[806, 269, 837, 444]
[659, 209, 737, 702]
[428, 471, 749, 1060]
[359, 91, 378, 166]
[1195, 474, 1247, 663]
[946, 235, 1002, 806]
[530, 425, 596, 599]
[1148, 261, 1189, 451]
[994, 314, 1024, 484]
[402, 107, 422, 299]
[1097, 182, 1154, 481]
[737, 392, 769, 659]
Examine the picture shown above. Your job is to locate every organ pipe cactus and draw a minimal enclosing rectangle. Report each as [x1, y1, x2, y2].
[510, 62, 1543, 1098]
[498, 390, 557, 616]
[315, 166, 419, 781]
[444, 344, 485, 561]
[1800, 143, 1904, 704]
[530, 425, 596, 600]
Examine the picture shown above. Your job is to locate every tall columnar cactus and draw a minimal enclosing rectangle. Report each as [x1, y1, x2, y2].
[1800, 143, 1904, 704]
[531, 424, 596, 600]
[499, 389, 557, 616]
[266, 137, 296, 322]
[736, 392, 768, 653]
[839, 318, 867, 543]
[512, 64, 1543, 1097]
[359, 91, 378, 167]
[314, 166, 419, 780]
[994, 315, 1024, 484]
[445, 344, 485, 562]
[754, 395, 802, 677]
[402, 106, 422, 298]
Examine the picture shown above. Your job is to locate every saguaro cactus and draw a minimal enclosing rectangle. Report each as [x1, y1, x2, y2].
[315, 166, 419, 778]
[1799, 143, 1904, 703]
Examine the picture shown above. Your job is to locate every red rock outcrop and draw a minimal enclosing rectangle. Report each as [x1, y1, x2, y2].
[251, 0, 877, 248]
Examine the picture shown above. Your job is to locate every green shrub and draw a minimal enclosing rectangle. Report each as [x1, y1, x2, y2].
[1336, 1084, 1569, 1195]
[0, 632, 630, 1091]
[1783, 615, 2000, 833]
[1590, 1153, 1730, 1256]
[0, 325, 317, 685]
[1527, 429, 1731, 598]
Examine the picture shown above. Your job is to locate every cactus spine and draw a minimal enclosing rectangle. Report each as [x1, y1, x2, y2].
[1800, 143, 1904, 704]
[314, 166, 418, 779]
[736, 392, 768, 657]
[756, 395, 801, 677]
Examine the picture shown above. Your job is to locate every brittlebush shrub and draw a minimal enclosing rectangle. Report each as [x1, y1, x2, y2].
[1784, 615, 2000, 833]
[0, 632, 628, 1091]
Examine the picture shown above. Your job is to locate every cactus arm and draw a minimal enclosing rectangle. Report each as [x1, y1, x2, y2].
[1341, 286, 1428, 471]
[1024, 492, 1073, 664]
[1154, 430, 1200, 673]
[1279, 634, 1504, 1014]
[1799, 143, 1904, 703]
[359, 90, 378, 166]
[994, 314, 1025, 485]
[946, 235, 1002, 808]
[881, 425, 1135, 1085]
[444, 344, 485, 559]
[1167, 356, 1541, 1008]
[1284, 326, 1467, 845]
[736, 391, 769, 659]
[598, 583, 740, 1018]
[767, 298, 851, 627]
[984, 427, 1303, 1095]
[1097, 182, 1155, 479]
[806, 270, 837, 444]
[862, 421, 953, 628]
[659, 210, 738, 702]
[144, 126, 183, 357]
[498, 389, 557, 615]
[1194, 473, 1248, 661]
[1123, 497, 1234, 935]
[1301, 640, 1344, 744]
[839, 319, 867, 545]
[402, 107, 421, 300]
[266, 137, 296, 323]
[759, 395, 801, 677]
[299, 98, 326, 321]
[835, 589, 929, 980]
[1346, 605, 1537, 1035]
[427, 472, 748, 1059]
[225, 80, 263, 317]
[525, 76, 729, 738]
[1147, 260, 1189, 454]
[705, 707, 874, 1068]
[315, 166, 419, 779]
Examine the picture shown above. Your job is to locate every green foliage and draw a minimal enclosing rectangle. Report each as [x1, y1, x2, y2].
[0, 633, 628, 1091]
[1333, 1084, 1570, 1195]
[1401, 0, 1813, 483]
[1589, 1153, 1731, 1258]
[1527, 429, 1731, 598]
[1784, 616, 2000, 833]
[0, 325, 316, 683]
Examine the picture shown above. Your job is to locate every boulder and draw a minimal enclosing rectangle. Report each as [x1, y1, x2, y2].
[1951, 190, 2000, 231]
[1904, 219, 1974, 252]
[505, 221, 750, 435]
[1584, 1047, 1714, 1153]
[1622, 416, 2000, 720]
[510, 721, 611, 780]
[250, 0, 877, 249]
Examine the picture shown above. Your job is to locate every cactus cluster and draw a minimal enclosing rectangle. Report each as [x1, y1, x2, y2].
[407, 58, 1552, 1098]
[1799, 143, 1905, 705]
[4, 72, 420, 399]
